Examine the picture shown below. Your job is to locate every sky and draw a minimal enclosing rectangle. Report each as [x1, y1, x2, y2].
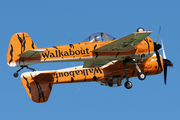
[0, 0, 180, 120]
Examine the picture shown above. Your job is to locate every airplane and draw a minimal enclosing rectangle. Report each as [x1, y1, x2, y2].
[20, 44, 173, 103]
[7, 27, 162, 81]
[7, 27, 173, 103]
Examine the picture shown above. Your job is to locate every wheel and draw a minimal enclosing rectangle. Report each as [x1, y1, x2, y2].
[108, 80, 113, 87]
[141, 54, 145, 58]
[124, 81, 132, 89]
[138, 72, 146, 80]
[137, 27, 144, 32]
[13, 72, 19, 78]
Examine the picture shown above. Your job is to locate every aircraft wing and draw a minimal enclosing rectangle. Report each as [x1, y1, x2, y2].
[83, 60, 114, 68]
[19, 49, 46, 58]
[93, 31, 152, 52]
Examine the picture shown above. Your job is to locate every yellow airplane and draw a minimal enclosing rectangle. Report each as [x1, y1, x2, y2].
[7, 27, 163, 81]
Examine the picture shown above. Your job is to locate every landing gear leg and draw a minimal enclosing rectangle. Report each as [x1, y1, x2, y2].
[132, 59, 146, 80]
[13, 66, 25, 78]
[123, 60, 133, 89]
[13, 65, 36, 78]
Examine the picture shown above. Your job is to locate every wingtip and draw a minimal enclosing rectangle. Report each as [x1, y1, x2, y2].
[135, 30, 153, 34]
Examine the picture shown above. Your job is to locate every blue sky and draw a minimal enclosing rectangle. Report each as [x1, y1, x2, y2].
[1, 0, 180, 120]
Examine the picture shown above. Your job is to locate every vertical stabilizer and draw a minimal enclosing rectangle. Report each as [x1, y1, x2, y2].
[21, 71, 55, 103]
[7, 32, 38, 67]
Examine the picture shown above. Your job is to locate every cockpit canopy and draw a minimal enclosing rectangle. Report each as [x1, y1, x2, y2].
[82, 32, 116, 43]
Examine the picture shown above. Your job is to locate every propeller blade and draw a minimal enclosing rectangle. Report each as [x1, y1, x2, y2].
[155, 50, 163, 71]
[164, 59, 174, 67]
[161, 38, 166, 59]
[164, 65, 167, 85]
[163, 59, 173, 85]
[156, 24, 162, 44]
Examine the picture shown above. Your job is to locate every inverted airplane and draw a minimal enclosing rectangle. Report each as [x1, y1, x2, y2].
[7, 27, 173, 103]
[21, 50, 172, 103]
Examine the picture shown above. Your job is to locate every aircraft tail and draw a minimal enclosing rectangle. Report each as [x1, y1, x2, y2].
[6, 32, 38, 67]
[21, 71, 55, 103]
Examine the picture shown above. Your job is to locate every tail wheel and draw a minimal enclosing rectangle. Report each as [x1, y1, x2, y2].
[138, 72, 146, 80]
[13, 72, 19, 78]
[124, 81, 132, 89]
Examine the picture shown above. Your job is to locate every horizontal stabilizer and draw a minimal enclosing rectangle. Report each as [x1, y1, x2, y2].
[19, 49, 46, 58]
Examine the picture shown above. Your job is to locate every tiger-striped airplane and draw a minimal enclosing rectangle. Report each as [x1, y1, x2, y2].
[7, 27, 173, 103]
[7, 27, 163, 80]
[20, 48, 173, 103]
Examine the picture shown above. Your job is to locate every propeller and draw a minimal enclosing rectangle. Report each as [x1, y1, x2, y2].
[154, 25, 163, 71]
[153, 25, 173, 85]
[161, 39, 173, 85]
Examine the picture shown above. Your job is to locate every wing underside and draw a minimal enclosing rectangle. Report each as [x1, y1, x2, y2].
[83, 60, 112, 68]
[84, 31, 152, 68]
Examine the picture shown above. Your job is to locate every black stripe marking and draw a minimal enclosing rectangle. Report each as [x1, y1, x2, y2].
[95, 52, 98, 58]
[94, 44, 97, 50]
[9, 44, 13, 64]
[34, 80, 45, 102]
[69, 44, 74, 49]
[49, 83, 52, 91]
[71, 77, 74, 83]
[32, 42, 35, 49]
[144, 38, 150, 55]
[17, 33, 26, 53]
[52, 46, 58, 49]
[23, 76, 31, 94]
